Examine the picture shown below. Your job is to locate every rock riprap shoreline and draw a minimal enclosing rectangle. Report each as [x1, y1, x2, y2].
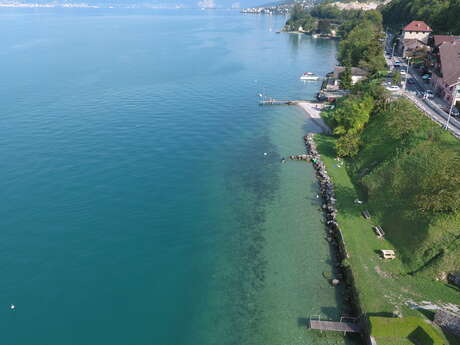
[304, 133, 359, 317]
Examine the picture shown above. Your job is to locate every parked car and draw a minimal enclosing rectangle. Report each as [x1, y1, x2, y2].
[443, 106, 460, 117]
[400, 70, 407, 76]
[407, 78, 416, 84]
[423, 90, 434, 99]
[386, 85, 400, 92]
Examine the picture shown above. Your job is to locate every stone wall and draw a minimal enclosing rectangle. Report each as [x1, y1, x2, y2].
[434, 309, 460, 337]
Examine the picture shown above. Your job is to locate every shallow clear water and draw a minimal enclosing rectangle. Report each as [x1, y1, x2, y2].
[0, 8, 358, 345]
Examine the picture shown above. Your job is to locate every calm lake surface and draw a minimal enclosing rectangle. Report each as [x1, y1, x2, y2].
[0, 8, 359, 345]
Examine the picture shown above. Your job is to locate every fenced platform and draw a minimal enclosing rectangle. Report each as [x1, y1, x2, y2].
[308, 315, 362, 334]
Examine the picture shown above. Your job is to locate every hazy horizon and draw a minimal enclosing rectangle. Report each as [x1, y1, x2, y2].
[0, 0, 271, 9]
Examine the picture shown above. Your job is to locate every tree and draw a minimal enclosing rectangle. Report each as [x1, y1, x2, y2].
[392, 143, 460, 214]
[339, 66, 353, 90]
[331, 94, 375, 135]
[392, 70, 402, 85]
[289, 3, 305, 23]
[285, 3, 315, 32]
[338, 20, 385, 73]
[383, 99, 424, 142]
[336, 133, 361, 157]
[317, 19, 332, 34]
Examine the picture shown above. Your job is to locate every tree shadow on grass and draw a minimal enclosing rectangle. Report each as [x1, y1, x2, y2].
[445, 283, 460, 293]
[379, 208, 431, 267]
[417, 308, 435, 321]
[334, 184, 365, 218]
[408, 326, 434, 345]
[315, 134, 337, 158]
[366, 312, 397, 317]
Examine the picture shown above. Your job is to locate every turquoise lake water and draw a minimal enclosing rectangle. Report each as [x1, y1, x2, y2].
[0, 9, 360, 345]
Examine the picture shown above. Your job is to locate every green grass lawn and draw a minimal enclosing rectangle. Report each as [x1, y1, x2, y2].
[313, 134, 460, 344]
[370, 316, 448, 345]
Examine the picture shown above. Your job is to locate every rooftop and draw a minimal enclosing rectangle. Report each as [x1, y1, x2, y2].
[438, 40, 460, 85]
[403, 20, 432, 32]
[332, 66, 368, 79]
[433, 35, 460, 47]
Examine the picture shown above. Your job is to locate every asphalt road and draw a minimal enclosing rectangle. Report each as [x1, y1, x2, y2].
[384, 34, 460, 138]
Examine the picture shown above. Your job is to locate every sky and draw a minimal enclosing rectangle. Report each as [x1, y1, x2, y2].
[0, 0, 266, 8]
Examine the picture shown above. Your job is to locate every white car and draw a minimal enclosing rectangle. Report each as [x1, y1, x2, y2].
[400, 70, 407, 76]
[424, 90, 434, 99]
[386, 85, 400, 91]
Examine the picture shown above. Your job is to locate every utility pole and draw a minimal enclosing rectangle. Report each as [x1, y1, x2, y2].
[403, 58, 411, 91]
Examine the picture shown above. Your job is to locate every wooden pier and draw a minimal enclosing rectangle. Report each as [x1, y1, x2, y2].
[259, 99, 305, 105]
[308, 315, 361, 334]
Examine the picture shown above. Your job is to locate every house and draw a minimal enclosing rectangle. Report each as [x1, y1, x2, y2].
[401, 20, 432, 44]
[432, 35, 460, 47]
[399, 21, 432, 56]
[325, 66, 368, 90]
[401, 38, 430, 58]
[431, 40, 460, 105]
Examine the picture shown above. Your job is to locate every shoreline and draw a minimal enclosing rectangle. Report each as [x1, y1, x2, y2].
[303, 132, 364, 336]
[296, 101, 332, 134]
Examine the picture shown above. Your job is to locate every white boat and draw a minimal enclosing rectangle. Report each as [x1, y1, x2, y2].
[300, 72, 320, 81]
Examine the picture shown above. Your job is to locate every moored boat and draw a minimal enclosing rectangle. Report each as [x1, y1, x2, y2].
[300, 72, 320, 81]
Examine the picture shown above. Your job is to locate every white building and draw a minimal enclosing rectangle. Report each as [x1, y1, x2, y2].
[401, 20, 432, 44]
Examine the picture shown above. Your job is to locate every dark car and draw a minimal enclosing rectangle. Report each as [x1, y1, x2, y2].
[442, 106, 460, 117]
[407, 78, 416, 85]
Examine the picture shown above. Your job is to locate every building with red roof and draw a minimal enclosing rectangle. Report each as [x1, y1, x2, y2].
[401, 20, 432, 44]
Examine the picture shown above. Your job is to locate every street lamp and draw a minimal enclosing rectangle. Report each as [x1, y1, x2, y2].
[444, 78, 460, 130]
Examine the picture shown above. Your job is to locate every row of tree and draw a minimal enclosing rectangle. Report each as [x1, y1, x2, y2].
[284, 4, 333, 33]
[381, 0, 460, 35]
[284, 3, 383, 38]
[337, 19, 386, 73]
[329, 78, 460, 214]
[311, 2, 460, 274]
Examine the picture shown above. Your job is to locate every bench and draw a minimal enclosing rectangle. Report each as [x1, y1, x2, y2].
[362, 210, 371, 219]
[372, 225, 385, 238]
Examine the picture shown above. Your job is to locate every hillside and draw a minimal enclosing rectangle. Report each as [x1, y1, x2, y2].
[347, 98, 460, 277]
[326, 84, 460, 278]
[382, 0, 460, 34]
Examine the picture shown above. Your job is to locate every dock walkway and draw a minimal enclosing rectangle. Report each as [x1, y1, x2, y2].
[309, 320, 361, 333]
[259, 99, 304, 105]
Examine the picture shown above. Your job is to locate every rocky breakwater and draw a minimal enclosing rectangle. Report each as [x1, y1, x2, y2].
[304, 133, 361, 317]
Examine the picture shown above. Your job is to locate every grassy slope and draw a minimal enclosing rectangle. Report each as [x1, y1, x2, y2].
[346, 106, 460, 276]
[314, 135, 460, 317]
[369, 316, 448, 345]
